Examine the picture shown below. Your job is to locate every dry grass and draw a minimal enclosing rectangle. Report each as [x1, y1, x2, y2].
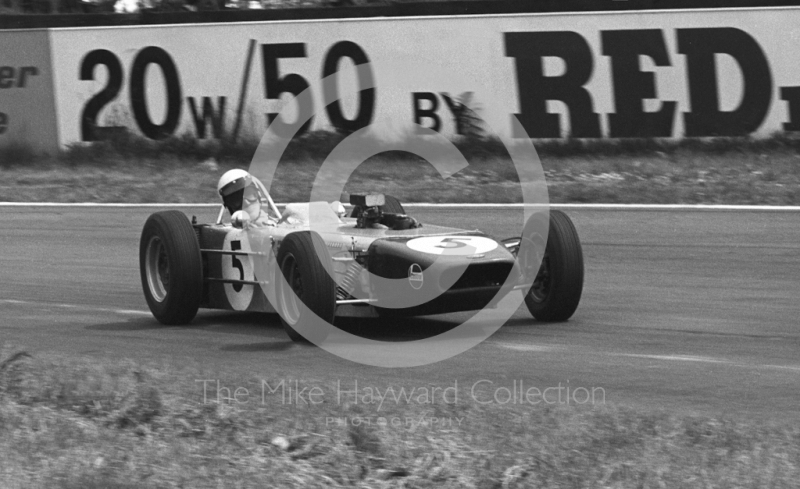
[3, 131, 800, 204]
[543, 152, 800, 205]
[1, 345, 799, 488]
[2, 148, 800, 205]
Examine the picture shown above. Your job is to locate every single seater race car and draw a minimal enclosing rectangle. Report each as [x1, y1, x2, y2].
[139, 186, 584, 342]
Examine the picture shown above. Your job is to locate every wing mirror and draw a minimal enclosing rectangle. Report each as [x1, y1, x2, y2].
[350, 193, 386, 229]
[231, 210, 251, 229]
[349, 193, 385, 207]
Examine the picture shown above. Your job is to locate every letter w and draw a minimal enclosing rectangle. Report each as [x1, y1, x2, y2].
[187, 96, 227, 139]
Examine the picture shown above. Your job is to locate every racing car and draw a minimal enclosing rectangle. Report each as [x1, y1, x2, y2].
[139, 183, 584, 342]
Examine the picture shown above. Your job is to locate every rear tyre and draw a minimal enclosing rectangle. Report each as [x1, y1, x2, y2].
[380, 195, 405, 214]
[350, 194, 405, 217]
[524, 210, 584, 322]
[275, 231, 336, 343]
[139, 211, 203, 325]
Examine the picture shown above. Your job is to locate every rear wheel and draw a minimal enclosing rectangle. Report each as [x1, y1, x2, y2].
[275, 231, 336, 343]
[379, 195, 405, 214]
[523, 210, 584, 322]
[139, 211, 203, 325]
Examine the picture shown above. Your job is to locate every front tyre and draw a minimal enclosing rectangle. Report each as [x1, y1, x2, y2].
[524, 210, 584, 322]
[275, 231, 336, 343]
[139, 211, 203, 325]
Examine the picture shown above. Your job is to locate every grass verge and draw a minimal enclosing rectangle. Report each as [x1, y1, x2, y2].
[1, 345, 798, 488]
[2, 131, 800, 204]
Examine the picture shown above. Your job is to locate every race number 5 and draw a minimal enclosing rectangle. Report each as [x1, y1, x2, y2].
[230, 241, 245, 292]
[222, 232, 255, 311]
[407, 236, 499, 256]
[435, 237, 471, 249]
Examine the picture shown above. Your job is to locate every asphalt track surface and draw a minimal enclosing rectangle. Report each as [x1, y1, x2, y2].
[1, 206, 798, 421]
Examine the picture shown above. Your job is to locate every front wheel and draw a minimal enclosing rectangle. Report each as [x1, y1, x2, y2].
[523, 210, 584, 322]
[139, 211, 203, 325]
[275, 231, 336, 343]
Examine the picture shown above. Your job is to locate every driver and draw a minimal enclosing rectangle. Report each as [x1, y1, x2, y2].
[217, 169, 347, 227]
[217, 169, 272, 226]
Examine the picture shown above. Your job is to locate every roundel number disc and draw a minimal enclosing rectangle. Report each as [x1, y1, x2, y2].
[222, 230, 255, 311]
[406, 236, 498, 256]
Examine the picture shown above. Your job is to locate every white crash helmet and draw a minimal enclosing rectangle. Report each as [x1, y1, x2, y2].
[217, 169, 255, 216]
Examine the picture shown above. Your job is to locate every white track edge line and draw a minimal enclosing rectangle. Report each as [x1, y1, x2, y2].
[495, 342, 800, 371]
[0, 299, 150, 316]
[2, 203, 800, 211]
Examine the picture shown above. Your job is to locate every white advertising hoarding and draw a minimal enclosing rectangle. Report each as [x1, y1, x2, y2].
[0, 29, 59, 153]
[30, 7, 800, 147]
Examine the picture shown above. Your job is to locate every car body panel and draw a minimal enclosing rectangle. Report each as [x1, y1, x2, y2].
[195, 203, 522, 318]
